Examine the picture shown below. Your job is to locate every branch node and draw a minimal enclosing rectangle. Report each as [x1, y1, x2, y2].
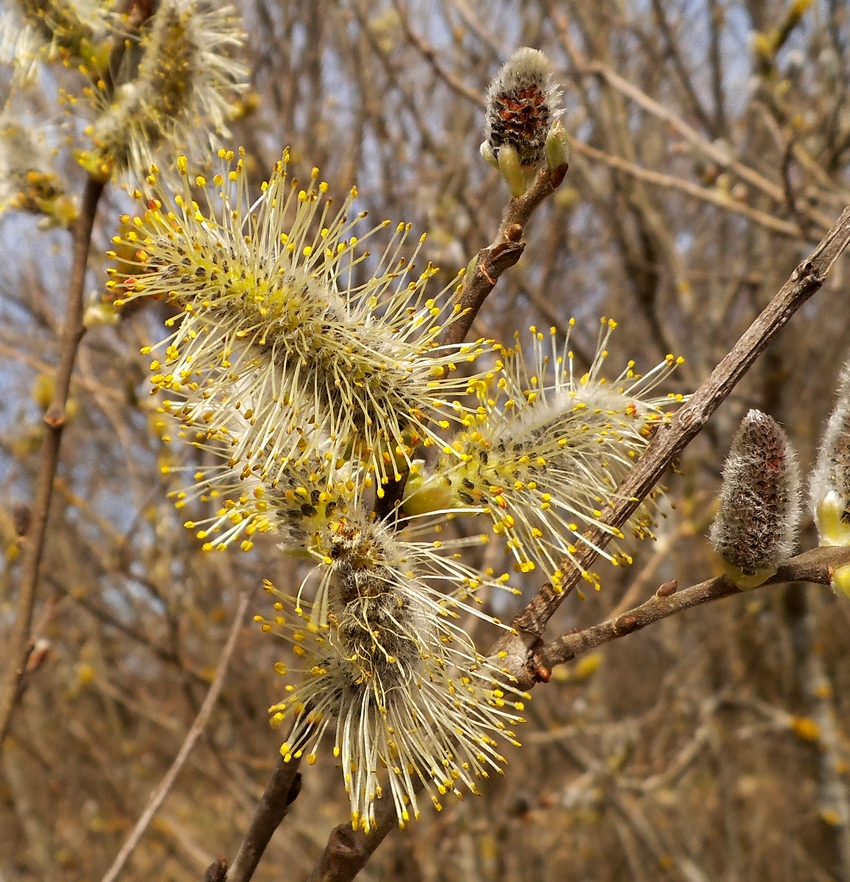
[504, 223, 523, 242]
[612, 614, 640, 636]
[204, 858, 228, 882]
[43, 406, 66, 429]
[531, 652, 551, 683]
[655, 580, 679, 597]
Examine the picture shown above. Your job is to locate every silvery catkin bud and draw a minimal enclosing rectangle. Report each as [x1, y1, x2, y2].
[810, 361, 850, 596]
[481, 47, 563, 196]
[709, 410, 801, 589]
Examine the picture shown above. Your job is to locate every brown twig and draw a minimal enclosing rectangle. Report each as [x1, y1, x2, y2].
[492, 205, 850, 686]
[0, 175, 105, 750]
[100, 592, 249, 882]
[224, 753, 303, 882]
[580, 58, 836, 232]
[539, 546, 850, 670]
[441, 167, 558, 347]
[305, 791, 417, 882]
[570, 139, 799, 238]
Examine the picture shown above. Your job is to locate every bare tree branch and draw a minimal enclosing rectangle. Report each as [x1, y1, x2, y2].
[100, 592, 249, 882]
[224, 754, 302, 882]
[0, 175, 105, 750]
[539, 546, 850, 671]
[491, 204, 850, 689]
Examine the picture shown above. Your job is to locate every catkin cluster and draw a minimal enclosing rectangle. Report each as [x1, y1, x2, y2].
[1, 0, 247, 203]
[108, 49, 685, 830]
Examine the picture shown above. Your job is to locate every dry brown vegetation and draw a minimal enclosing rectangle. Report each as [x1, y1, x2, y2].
[5, 1, 850, 880]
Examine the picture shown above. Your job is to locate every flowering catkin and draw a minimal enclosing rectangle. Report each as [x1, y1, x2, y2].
[109, 148, 490, 489]
[0, 0, 111, 78]
[404, 319, 684, 590]
[256, 507, 526, 832]
[0, 112, 76, 224]
[82, 0, 246, 177]
[709, 409, 801, 588]
[164, 425, 524, 829]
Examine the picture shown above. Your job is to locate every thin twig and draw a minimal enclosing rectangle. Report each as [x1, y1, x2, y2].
[224, 753, 303, 882]
[442, 166, 559, 347]
[99, 592, 249, 882]
[570, 139, 799, 238]
[539, 545, 850, 670]
[0, 175, 105, 750]
[583, 60, 835, 232]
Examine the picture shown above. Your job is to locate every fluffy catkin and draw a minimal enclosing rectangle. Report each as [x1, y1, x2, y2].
[484, 47, 562, 166]
[709, 409, 801, 588]
[481, 47, 564, 195]
[110, 149, 489, 489]
[257, 509, 527, 832]
[83, 0, 246, 176]
[404, 320, 684, 590]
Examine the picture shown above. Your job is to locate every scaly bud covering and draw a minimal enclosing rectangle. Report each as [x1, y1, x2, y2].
[82, 0, 246, 177]
[256, 505, 527, 833]
[109, 149, 489, 488]
[404, 319, 684, 590]
[482, 47, 563, 196]
[709, 410, 801, 589]
[810, 361, 850, 596]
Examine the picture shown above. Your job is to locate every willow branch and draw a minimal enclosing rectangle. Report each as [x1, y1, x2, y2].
[539, 546, 850, 671]
[441, 165, 559, 347]
[570, 139, 799, 238]
[100, 592, 249, 882]
[0, 175, 105, 750]
[492, 205, 850, 684]
[223, 753, 303, 882]
[583, 60, 835, 232]
[304, 789, 418, 882]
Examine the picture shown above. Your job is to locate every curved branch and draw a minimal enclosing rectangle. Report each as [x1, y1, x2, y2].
[539, 545, 850, 671]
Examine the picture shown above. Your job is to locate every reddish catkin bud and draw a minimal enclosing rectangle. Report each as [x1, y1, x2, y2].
[481, 47, 563, 196]
[810, 361, 850, 596]
[709, 410, 801, 589]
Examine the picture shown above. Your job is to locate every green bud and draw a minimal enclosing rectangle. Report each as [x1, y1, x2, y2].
[544, 120, 570, 188]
